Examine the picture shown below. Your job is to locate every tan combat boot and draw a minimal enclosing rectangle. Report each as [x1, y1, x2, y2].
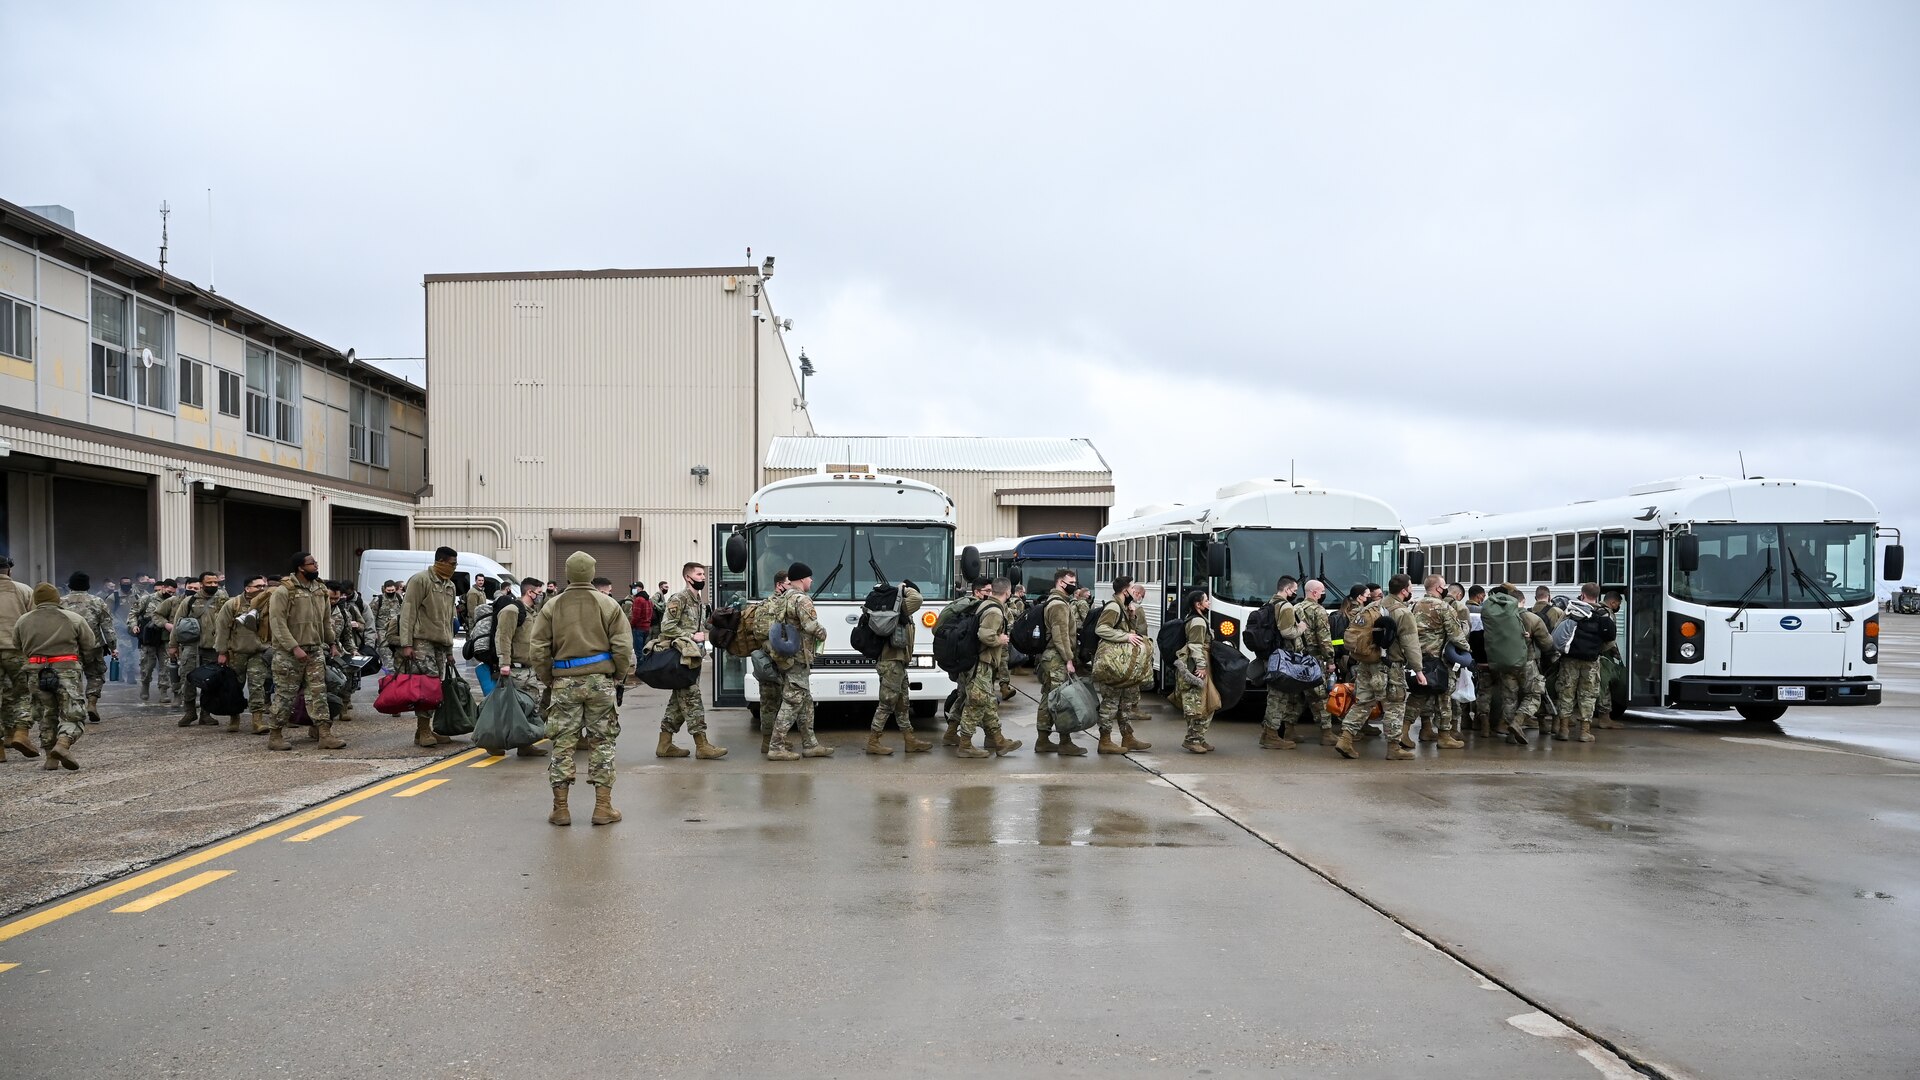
[990, 729, 1023, 756]
[1593, 711, 1622, 729]
[1320, 727, 1338, 746]
[250, 711, 268, 735]
[590, 786, 621, 825]
[1181, 738, 1210, 754]
[1120, 724, 1152, 752]
[267, 726, 292, 751]
[1096, 730, 1126, 754]
[516, 743, 549, 757]
[1032, 732, 1058, 753]
[903, 732, 933, 753]
[1418, 718, 1437, 743]
[998, 684, 1016, 702]
[1258, 728, 1292, 750]
[761, 731, 772, 755]
[41, 749, 59, 770]
[1552, 716, 1570, 742]
[1396, 727, 1416, 750]
[1386, 744, 1415, 761]
[693, 732, 728, 759]
[800, 737, 835, 758]
[5, 727, 37, 758]
[1505, 718, 1531, 746]
[1437, 731, 1466, 749]
[48, 736, 78, 770]
[766, 739, 800, 761]
[942, 720, 961, 747]
[548, 785, 571, 826]
[315, 722, 345, 750]
[656, 731, 690, 758]
[1055, 732, 1088, 757]
[225, 714, 241, 733]
[412, 717, 437, 748]
[955, 737, 990, 758]
[176, 710, 197, 727]
[1577, 720, 1595, 743]
[1334, 733, 1358, 759]
[865, 732, 895, 756]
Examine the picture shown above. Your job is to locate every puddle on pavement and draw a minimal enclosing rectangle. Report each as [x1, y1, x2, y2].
[920, 784, 1221, 848]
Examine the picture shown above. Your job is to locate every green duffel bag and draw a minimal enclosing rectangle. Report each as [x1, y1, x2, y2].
[432, 661, 478, 738]
[1091, 639, 1153, 686]
[474, 680, 543, 752]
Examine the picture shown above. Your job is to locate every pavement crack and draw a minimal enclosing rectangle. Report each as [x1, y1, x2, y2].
[1123, 753, 1670, 1080]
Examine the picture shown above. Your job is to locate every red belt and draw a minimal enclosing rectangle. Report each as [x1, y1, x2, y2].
[28, 655, 79, 664]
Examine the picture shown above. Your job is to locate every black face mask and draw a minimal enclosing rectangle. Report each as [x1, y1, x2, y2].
[300, 569, 319, 582]
[202, 585, 218, 595]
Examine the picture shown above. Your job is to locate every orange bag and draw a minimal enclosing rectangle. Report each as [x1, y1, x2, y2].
[1327, 682, 1355, 719]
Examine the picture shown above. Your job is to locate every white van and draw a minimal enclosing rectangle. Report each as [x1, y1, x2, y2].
[355, 549, 512, 601]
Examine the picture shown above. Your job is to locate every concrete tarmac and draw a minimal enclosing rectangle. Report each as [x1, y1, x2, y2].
[3, 621, 1918, 1078]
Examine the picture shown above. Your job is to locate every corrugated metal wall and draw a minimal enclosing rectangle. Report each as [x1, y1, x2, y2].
[759, 466, 1113, 546]
[418, 272, 812, 579]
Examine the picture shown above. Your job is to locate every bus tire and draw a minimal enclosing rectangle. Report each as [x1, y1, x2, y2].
[1736, 703, 1787, 724]
[911, 700, 937, 719]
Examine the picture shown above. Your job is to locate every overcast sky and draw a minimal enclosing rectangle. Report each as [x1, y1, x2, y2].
[10, 3, 1917, 583]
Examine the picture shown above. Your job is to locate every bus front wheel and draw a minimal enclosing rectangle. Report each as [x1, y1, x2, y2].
[1736, 703, 1787, 724]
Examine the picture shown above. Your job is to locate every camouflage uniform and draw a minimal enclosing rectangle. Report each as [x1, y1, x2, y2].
[1123, 600, 1154, 722]
[17, 593, 100, 759]
[656, 586, 708, 737]
[129, 589, 178, 702]
[531, 558, 635, 796]
[995, 592, 1026, 695]
[954, 599, 1016, 752]
[1089, 597, 1149, 751]
[1447, 596, 1473, 732]
[869, 584, 924, 736]
[1409, 592, 1468, 744]
[1032, 589, 1078, 741]
[397, 568, 458, 738]
[768, 588, 829, 753]
[214, 593, 272, 719]
[1345, 598, 1421, 750]
[1494, 609, 1557, 732]
[169, 588, 229, 724]
[1173, 613, 1214, 747]
[1259, 594, 1310, 743]
[373, 594, 401, 671]
[1286, 599, 1336, 738]
[61, 590, 115, 719]
[267, 576, 338, 744]
[544, 674, 619, 786]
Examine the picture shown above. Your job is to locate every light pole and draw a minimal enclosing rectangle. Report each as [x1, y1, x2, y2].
[799, 348, 815, 405]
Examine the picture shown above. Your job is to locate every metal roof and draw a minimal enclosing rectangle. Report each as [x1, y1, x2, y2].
[766, 436, 1110, 474]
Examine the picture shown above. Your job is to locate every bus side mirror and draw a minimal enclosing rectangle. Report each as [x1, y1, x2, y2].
[724, 532, 748, 574]
[1675, 534, 1700, 574]
[960, 546, 981, 582]
[1406, 550, 1428, 582]
[1206, 544, 1227, 579]
[1886, 544, 1905, 582]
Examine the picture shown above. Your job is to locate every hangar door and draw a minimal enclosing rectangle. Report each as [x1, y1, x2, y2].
[53, 476, 153, 584]
[549, 536, 637, 589]
[1017, 506, 1107, 537]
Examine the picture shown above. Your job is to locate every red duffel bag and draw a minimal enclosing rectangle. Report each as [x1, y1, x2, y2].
[375, 672, 443, 715]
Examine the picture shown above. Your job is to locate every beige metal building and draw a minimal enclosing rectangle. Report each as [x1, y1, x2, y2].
[0, 198, 424, 586]
[416, 265, 814, 586]
[762, 436, 1114, 545]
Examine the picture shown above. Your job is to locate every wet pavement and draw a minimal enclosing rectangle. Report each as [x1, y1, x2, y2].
[2, 622, 1918, 1078]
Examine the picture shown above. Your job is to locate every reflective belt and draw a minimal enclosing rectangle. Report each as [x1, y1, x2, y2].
[553, 652, 612, 670]
[29, 655, 79, 664]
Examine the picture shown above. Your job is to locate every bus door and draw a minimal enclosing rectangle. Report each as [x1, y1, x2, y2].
[1629, 531, 1663, 706]
[712, 522, 747, 708]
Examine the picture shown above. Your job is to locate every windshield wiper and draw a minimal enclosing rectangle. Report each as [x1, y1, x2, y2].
[816, 537, 850, 596]
[867, 551, 890, 588]
[1787, 550, 1855, 624]
[1724, 551, 1776, 624]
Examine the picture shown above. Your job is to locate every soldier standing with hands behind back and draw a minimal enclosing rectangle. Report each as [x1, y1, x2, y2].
[532, 551, 635, 827]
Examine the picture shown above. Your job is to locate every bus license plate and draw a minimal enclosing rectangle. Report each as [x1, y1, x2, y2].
[1777, 686, 1806, 702]
[839, 680, 868, 695]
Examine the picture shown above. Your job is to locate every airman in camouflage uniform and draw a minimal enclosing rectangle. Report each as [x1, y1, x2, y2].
[1494, 584, 1557, 744]
[533, 552, 635, 826]
[128, 580, 177, 704]
[60, 573, 115, 724]
[1258, 577, 1306, 750]
[397, 549, 459, 748]
[653, 563, 726, 760]
[753, 571, 789, 754]
[939, 580, 988, 745]
[373, 581, 402, 672]
[1089, 581, 1152, 754]
[1410, 575, 1469, 749]
[954, 578, 1022, 757]
[1337, 574, 1424, 761]
[18, 582, 99, 770]
[765, 562, 833, 760]
[268, 554, 341, 752]
[213, 576, 272, 734]
[1173, 591, 1216, 752]
[0, 559, 42, 762]
[1288, 581, 1338, 744]
[867, 581, 931, 755]
[1031, 569, 1085, 755]
[169, 573, 230, 727]
[995, 584, 1027, 700]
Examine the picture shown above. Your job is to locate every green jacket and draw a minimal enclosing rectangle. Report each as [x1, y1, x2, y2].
[269, 577, 337, 650]
[0, 573, 36, 651]
[1041, 588, 1077, 666]
[1412, 593, 1468, 658]
[399, 569, 457, 647]
[16, 602, 98, 666]
[168, 588, 229, 647]
[213, 593, 267, 656]
[657, 586, 707, 666]
[770, 588, 827, 668]
[975, 599, 1009, 671]
[531, 584, 634, 683]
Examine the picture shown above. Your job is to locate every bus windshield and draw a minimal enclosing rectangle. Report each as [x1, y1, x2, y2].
[1011, 559, 1095, 598]
[1670, 523, 1873, 608]
[749, 523, 953, 601]
[1215, 528, 1399, 606]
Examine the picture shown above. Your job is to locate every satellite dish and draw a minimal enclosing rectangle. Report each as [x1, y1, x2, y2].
[140, 347, 154, 368]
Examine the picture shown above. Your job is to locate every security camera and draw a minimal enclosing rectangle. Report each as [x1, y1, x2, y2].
[762, 255, 775, 278]
[200, 479, 216, 491]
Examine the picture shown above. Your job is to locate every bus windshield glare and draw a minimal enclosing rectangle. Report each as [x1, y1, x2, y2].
[1215, 528, 1399, 606]
[1670, 523, 1873, 608]
[748, 524, 953, 601]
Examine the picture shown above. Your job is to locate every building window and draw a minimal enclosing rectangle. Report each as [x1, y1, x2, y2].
[349, 384, 390, 467]
[274, 355, 301, 444]
[90, 285, 130, 400]
[217, 369, 242, 417]
[0, 294, 30, 361]
[179, 356, 206, 409]
[245, 344, 271, 436]
[132, 302, 170, 410]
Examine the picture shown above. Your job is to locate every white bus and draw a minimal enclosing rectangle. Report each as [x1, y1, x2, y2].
[1417, 476, 1901, 722]
[1094, 479, 1405, 687]
[711, 466, 959, 716]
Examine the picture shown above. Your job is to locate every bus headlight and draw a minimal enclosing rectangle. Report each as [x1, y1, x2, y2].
[1667, 613, 1704, 665]
[1679, 642, 1697, 660]
[1865, 615, 1879, 663]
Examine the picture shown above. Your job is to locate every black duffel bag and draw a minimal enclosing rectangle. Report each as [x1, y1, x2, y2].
[185, 663, 225, 690]
[1209, 640, 1250, 711]
[202, 665, 248, 716]
[1408, 653, 1449, 695]
[635, 647, 699, 690]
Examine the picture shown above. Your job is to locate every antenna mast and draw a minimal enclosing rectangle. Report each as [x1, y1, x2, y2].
[206, 188, 215, 292]
[158, 201, 170, 275]
[1739, 451, 1747, 480]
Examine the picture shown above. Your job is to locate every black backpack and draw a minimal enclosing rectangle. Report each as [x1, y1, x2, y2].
[933, 601, 989, 677]
[1157, 613, 1190, 657]
[1075, 602, 1114, 667]
[849, 584, 901, 660]
[1210, 641, 1251, 710]
[1008, 597, 1054, 658]
[1243, 601, 1280, 656]
[1568, 609, 1616, 661]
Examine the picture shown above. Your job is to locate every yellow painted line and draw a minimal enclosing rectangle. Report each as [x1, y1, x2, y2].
[0, 963, 17, 974]
[0, 746, 486, 945]
[392, 778, 449, 798]
[284, 815, 361, 843]
[112, 870, 234, 913]
[470, 754, 508, 768]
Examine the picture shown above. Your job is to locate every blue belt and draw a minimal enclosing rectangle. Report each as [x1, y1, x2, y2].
[554, 652, 612, 670]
